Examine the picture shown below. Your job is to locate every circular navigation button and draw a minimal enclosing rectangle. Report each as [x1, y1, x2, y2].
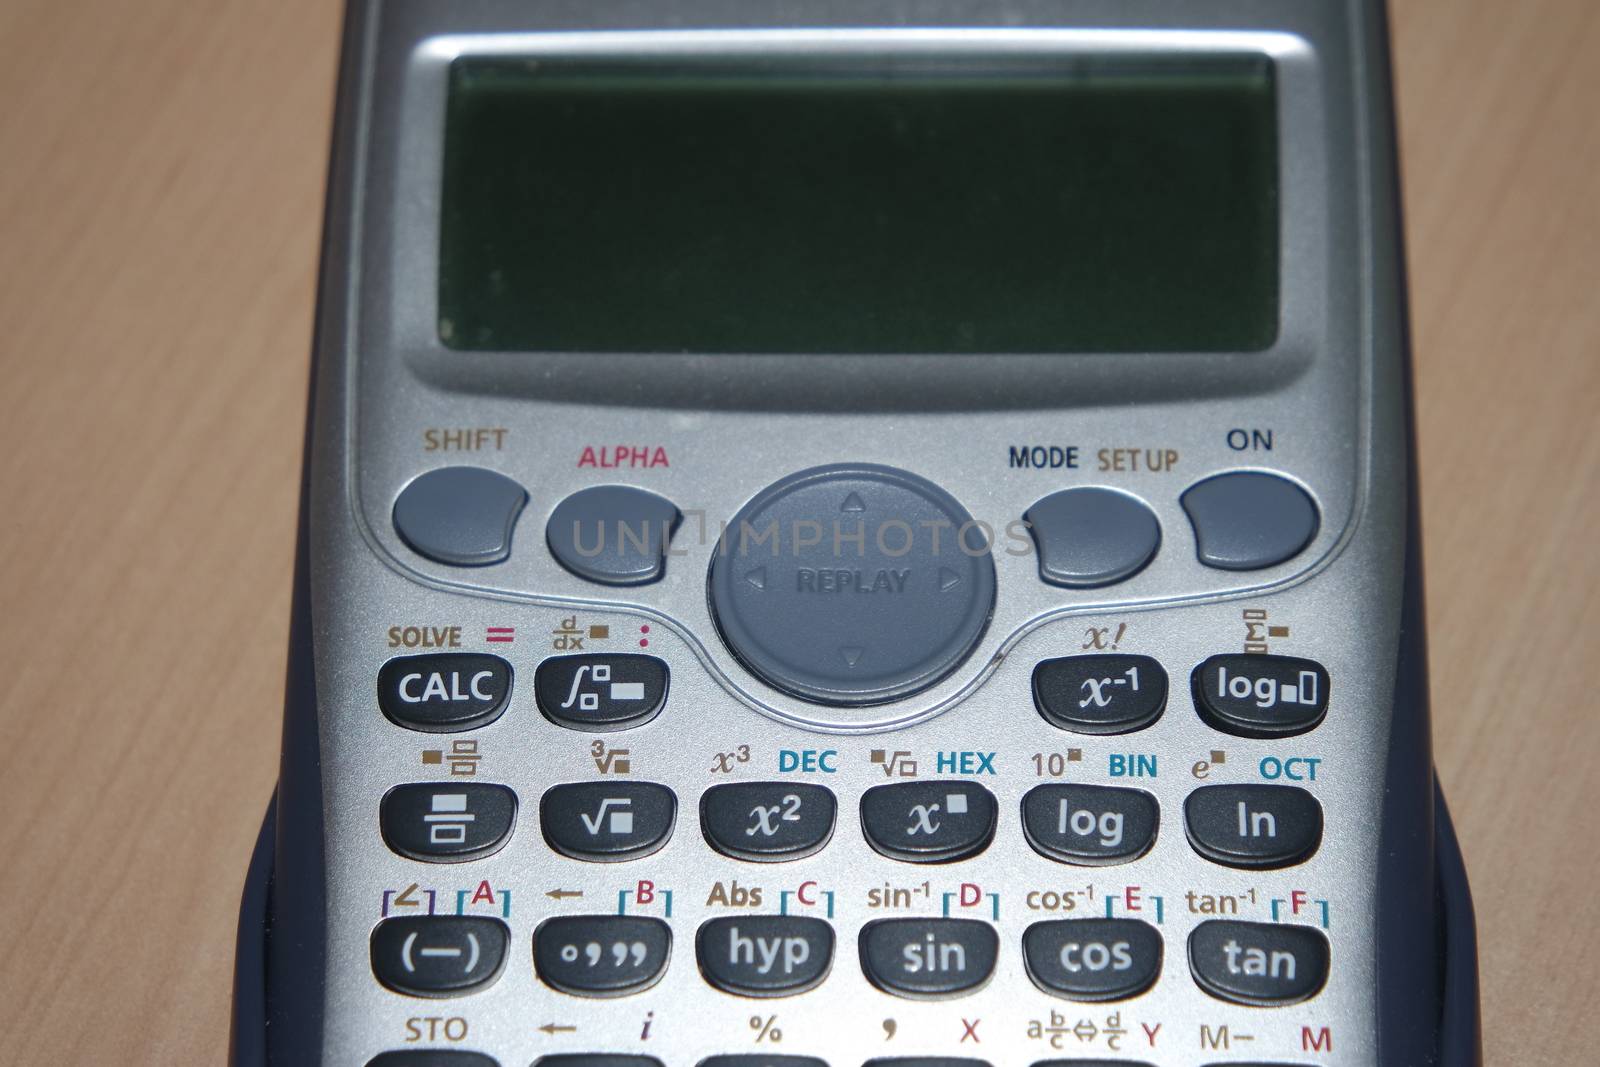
[708, 464, 995, 707]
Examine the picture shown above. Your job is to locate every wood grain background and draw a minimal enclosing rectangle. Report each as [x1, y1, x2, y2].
[1, 0, 1594, 1061]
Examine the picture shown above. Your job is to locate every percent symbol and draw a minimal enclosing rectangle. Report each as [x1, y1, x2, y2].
[750, 1015, 783, 1043]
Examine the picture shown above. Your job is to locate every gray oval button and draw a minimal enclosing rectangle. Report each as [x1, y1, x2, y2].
[1024, 487, 1160, 587]
[708, 464, 995, 707]
[393, 467, 528, 567]
[547, 485, 681, 586]
[1181, 471, 1319, 571]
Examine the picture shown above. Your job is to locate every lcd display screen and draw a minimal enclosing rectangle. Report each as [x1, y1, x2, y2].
[439, 55, 1279, 354]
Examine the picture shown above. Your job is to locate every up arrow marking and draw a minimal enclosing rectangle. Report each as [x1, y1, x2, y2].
[745, 567, 767, 591]
[841, 492, 867, 513]
[938, 567, 962, 592]
[841, 646, 864, 668]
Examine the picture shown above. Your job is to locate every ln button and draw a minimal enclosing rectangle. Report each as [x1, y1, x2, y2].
[1184, 784, 1323, 869]
[370, 916, 509, 998]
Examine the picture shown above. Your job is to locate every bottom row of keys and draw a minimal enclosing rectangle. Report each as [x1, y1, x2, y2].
[371, 1054, 1285, 1067]
[373, 915, 1328, 1007]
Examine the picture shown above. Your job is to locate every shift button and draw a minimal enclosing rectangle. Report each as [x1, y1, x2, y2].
[393, 466, 528, 567]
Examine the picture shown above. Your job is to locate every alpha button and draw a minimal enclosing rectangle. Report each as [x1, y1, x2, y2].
[377, 653, 512, 734]
[708, 463, 995, 707]
[859, 918, 999, 998]
[546, 485, 681, 585]
[370, 916, 509, 998]
[1188, 920, 1330, 1006]
[696, 916, 835, 997]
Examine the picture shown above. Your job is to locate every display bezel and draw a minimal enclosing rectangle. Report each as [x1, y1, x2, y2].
[373, 28, 1328, 410]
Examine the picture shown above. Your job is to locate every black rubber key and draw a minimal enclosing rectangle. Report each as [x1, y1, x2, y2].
[696, 916, 835, 997]
[533, 915, 672, 997]
[1185, 784, 1323, 869]
[1188, 920, 1330, 1006]
[535, 654, 669, 731]
[378, 653, 512, 732]
[370, 917, 509, 998]
[1192, 654, 1330, 738]
[701, 783, 836, 862]
[539, 782, 676, 862]
[1022, 918, 1163, 1002]
[380, 783, 517, 863]
[699, 1059, 828, 1067]
[1033, 654, 1167, 734]
[860, 781, 997, 864]
[859, 918, 998, 998]
[1022, 784, 1159, 866]
[368, 1054, 500, 1067]
[532, 1059, 664, 1067]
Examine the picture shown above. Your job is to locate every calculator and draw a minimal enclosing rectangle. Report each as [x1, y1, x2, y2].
[229, 2, 1482, 1065]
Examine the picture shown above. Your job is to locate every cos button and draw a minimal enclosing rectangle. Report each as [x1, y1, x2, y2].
[378, 653, 512, 733]
[1022, 918, 1163, 1002]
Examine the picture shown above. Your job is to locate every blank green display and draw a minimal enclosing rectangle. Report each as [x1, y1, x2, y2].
[439, 56, 1279, 354]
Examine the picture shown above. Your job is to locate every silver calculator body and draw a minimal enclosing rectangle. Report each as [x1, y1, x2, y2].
[230, 2, 1481, 1065]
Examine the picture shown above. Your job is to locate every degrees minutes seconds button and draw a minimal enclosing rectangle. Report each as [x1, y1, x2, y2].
[378, 653, 512, 733]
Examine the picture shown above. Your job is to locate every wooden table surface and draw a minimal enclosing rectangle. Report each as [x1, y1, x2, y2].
[1, 1, 1595, 1062]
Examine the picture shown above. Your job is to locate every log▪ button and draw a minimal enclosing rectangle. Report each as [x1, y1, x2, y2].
[1192, 653, 1330, 738]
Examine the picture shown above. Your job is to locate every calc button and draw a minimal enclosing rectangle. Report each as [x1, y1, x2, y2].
[367, 1054, 500, 1067]
[696, 916, 835, 997]
[370, 916, 509, 998]
[1022, 918, 1163, 1002]
[377, 653, 513, 734]
[860, 781, 997, 864]
[540, 782, 676, 862]
[1021, 784, 1158, 866]
[533, 915, 672, 997]
[859, 918, 999, 999]
[1192, 654, 1330, 738]
[380, 783, 516, 863]
[1185, 785, 1323, 869]
[1032, 655, 1167, 735]
[535, 653, 669, 731]
[1189, 919, 1329, 1006]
